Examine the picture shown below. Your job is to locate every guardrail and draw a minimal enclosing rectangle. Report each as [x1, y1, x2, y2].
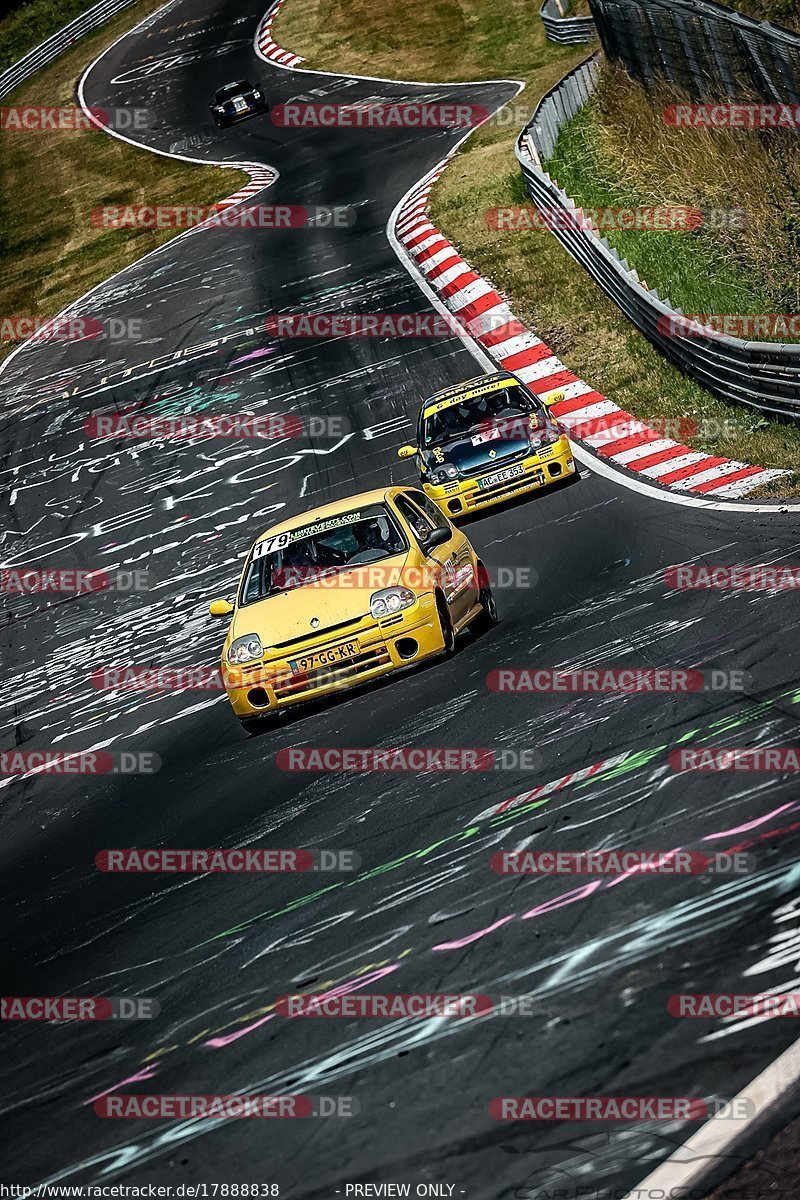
[540, 0, 596, 44]
[515, 55, 800, 422]
[588, 0, 800, 103]
[0, 0, 139, 101]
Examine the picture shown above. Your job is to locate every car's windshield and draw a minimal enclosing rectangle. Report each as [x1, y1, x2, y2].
[216, 82, 249, 100]
[240, 504, 408, 605]
[422, 384, 543, 447]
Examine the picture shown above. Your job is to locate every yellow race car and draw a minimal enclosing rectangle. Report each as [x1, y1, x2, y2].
[209, 485, 498, 731]
[397, 371, 578, 520]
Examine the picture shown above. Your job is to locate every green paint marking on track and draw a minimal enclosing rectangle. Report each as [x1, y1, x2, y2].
[191, 828, 482, 949]
[489, 797, 551, 828]
[190, 688, 800, 951]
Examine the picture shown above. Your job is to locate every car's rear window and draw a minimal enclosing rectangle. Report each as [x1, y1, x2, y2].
[240, 504, 408, 605]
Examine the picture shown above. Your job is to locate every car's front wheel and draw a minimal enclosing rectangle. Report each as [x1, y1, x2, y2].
[238, 714, 276, 737]
[436, 594, 456, 657]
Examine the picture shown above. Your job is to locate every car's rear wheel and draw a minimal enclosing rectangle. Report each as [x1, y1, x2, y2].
[436, 594, 456, 656]
[478, 571, 499, 626]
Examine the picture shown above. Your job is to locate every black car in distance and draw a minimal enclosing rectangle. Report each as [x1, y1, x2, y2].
[209, 80, 269, 127]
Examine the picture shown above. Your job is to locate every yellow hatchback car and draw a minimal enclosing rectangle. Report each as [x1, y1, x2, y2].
[209, 486, 498, 731]
[397, 371, 578, 520]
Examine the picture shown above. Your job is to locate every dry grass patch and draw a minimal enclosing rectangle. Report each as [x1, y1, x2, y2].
[0, 0, 247, 362]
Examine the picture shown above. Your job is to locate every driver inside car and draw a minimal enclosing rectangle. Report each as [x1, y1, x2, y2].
[278, 539, 318, 587]
[350, 517, 405, 561]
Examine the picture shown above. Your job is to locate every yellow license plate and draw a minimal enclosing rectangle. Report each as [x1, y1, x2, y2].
[289, 641, 358, 676]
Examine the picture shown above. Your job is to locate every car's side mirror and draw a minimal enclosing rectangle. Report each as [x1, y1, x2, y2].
[397, 445, 417, 460]
[209, 598, 234, 617]
[422, 526, 451, 554]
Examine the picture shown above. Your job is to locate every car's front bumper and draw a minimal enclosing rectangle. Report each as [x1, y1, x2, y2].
[424, 435, 576, 518]
[214, 102, 268, 125]
[223, 594, 444, 718]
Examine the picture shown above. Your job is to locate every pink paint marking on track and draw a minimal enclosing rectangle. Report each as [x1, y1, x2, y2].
[204, 1013, 276, 1048]
[83, 1063, 159, 1106]
[702, 804, 798, 841]
[432, 915, 515, 951]
[521, 881, 602, 917]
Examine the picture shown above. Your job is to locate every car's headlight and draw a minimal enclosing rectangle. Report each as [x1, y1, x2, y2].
[252, 90, 261, 99]
[429, 463, 459, 484]
[370, 587, 415, 619]
[530, 419, 561, 449]
[214, 105, 225, 113]
[227, 634, 263, 664]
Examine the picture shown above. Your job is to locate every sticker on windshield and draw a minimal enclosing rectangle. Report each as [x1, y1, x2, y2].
[251, 511, 367, 560]
[252, 531, 292, 560]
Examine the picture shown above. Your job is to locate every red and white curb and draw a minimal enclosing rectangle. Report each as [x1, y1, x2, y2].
[214, 162, 279, 208]
[255, 0, 304, 68]
[393, 176, 788, 500]
[82, 107, 278, 217]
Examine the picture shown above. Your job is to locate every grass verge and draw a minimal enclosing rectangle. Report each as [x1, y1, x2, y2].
[546, 64, 800, 327]
[0, 0, 121, 71]
[0, 0, 247, 363]
[273, 0, 800, 496]
[729, 0, 799, 31]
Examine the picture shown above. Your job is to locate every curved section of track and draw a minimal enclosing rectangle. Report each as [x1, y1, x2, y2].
[1, 0, 799, 1193]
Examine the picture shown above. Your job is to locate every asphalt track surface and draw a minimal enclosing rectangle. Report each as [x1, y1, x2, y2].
[1, 0, 800, 1192]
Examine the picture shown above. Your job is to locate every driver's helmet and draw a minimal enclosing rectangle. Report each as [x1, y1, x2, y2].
[282, 539, 315, 567]
[485, 389, 507, 416]
[356, 518, 386, 550]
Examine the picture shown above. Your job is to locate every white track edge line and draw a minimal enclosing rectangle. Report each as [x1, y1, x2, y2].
[625, 1034, 800, 1200]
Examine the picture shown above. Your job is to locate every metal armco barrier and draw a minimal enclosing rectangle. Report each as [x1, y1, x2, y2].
[588, 0, 800, 102]
[516, 56, 800, 421]
[540, 0, 596, 45]
[0, 0, 140, 100]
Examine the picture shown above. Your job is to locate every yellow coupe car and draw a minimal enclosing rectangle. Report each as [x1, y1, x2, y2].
[397, 371, 578, 519]
[209, 486, 497, 731]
